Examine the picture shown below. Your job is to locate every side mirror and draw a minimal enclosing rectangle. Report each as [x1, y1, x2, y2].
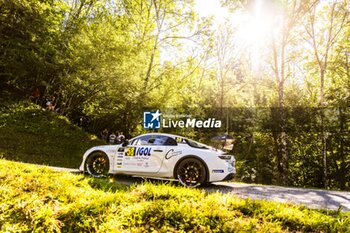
[121, 140, 129, 147]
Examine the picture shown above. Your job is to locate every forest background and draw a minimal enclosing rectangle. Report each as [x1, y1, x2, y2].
[0, 0, 349, 190]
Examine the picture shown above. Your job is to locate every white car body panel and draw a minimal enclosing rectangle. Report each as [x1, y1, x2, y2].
[79, 133, 236, 183]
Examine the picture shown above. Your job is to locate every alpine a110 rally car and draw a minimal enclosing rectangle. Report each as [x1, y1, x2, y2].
[79, 133, 236, 187]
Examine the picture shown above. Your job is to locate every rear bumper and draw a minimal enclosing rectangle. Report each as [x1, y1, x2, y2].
[222, 173, 235, 181]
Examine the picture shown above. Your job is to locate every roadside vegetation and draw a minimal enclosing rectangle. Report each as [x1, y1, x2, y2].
[0, 159, 349, 232]
[0, 102, 103, 168]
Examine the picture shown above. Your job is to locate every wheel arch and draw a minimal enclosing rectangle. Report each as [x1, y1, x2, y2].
[173, 155, 209, 182]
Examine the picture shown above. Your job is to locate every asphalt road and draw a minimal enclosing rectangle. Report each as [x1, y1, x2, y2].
[207, 182, 350, 212]
[46, 165, 350, 212]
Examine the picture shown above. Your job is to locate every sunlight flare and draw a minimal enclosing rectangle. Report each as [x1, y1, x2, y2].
[233, 0, 280, 71]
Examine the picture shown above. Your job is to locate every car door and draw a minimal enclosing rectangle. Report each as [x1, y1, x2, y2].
[117, 135, 167, 173]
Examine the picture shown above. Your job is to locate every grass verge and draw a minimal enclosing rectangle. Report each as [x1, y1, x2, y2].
[0, 159, 349, 232]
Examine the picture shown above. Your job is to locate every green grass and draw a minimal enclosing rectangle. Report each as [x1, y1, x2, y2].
[0, 102, 103, 168]
[0, 159, 349, 232]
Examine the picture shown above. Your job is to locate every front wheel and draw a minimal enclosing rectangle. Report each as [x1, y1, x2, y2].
[85, 151, 110, 177]
[176, 158, 207, 187]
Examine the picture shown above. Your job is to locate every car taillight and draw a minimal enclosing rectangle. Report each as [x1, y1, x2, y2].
[231, 158, 236, 167]
[218, 155, 232, 160]
[219, 155, 235, 167]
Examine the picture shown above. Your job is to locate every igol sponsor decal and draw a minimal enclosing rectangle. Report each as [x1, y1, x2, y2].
[126, 147, 152, 156]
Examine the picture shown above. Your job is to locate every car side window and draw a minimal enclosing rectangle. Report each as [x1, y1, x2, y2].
[149, 136, 167, 145]
[152, 135, 167, 146]
[150, 135, 178, 146]
[175, 137, 186, 144]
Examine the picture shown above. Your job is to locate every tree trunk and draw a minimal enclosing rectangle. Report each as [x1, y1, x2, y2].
[272, 36, 289, 186]
[338, 107, 346, 190]
[278, 82, 288, 185]
[320, 68, 328, 189]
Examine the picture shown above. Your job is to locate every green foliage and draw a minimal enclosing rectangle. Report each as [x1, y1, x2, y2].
[0, 0, 65, 89]
[0, 0, 349, 191]
[0, 159, 349, 232]
[0, 102, 103, 167]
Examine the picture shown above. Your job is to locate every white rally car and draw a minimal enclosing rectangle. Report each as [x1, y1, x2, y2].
[79, 133, 236, 187]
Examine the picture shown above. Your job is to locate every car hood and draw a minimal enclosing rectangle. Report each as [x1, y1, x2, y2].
[89, 144, 121, 151]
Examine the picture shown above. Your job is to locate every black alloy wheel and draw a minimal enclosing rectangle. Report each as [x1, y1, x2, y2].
[85, 151, 110, 177]
[176, 158, 207, 187]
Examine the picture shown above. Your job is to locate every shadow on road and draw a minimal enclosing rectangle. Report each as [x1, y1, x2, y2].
[206, 182, 350, 212]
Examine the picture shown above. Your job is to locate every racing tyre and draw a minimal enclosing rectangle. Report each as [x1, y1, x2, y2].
[85, 151, 110, 177]
[176, 158, 207, 187]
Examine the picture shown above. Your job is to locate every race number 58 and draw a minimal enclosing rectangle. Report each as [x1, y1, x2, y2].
[126, 147, 135, 156]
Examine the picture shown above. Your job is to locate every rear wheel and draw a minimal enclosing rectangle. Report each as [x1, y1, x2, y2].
[176, 158, 207, 187]
[85, 151, 110, 177]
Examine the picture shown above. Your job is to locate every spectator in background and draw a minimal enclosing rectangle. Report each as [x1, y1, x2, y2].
[46, 96, 56, 111]
[109, 132, 117, 144]
[101, 128, 108, 142]
[78, 116, 84, 127]
[46, 99, 52, 110]
[29, 88, 40, 103]
[117, 131, 125, 143]
[115, 131, 121, 144]
[50, 97, 56, 111]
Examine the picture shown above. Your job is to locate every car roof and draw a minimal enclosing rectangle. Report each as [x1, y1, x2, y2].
[138, 133, 185, 139]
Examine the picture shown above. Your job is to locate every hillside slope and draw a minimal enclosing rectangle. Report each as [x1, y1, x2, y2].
[0, 102, 103, 168]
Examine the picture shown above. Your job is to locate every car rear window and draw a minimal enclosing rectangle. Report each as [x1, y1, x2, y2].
[185, 139, 209, 149]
